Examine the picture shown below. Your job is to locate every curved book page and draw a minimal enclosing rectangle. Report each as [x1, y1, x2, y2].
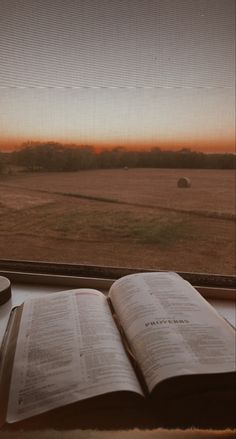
[7, 289, 143, 423]
[109, 272, 236, 393]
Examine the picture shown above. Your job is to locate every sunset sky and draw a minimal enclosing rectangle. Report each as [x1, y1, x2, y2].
[0, 0, 235, 152]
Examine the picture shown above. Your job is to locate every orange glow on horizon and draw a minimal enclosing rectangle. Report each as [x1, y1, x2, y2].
[0, 136, 235, 154]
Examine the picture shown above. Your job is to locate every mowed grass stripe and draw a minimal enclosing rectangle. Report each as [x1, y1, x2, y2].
[53, 191, 236, 221]
[0, 183, 234, 221]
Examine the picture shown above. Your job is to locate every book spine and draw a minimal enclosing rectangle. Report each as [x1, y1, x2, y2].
[107, 297, 149, 397]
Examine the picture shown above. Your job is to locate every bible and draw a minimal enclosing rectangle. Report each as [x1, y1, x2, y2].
[0, 272, 235, 430]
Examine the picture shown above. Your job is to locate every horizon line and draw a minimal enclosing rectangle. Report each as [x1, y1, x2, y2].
[1, 141, 235, 155]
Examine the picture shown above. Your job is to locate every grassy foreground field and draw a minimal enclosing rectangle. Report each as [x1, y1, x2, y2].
[0, 168, 235, 274]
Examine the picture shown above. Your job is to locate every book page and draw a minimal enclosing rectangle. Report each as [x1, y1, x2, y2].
[109, 272, 236, 392]
[7, 289, 143, 423]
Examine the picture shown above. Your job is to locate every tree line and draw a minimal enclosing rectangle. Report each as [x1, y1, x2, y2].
[0, 142, 235, 173]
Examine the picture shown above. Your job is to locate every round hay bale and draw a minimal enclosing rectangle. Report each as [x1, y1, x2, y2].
[177, 177, 191, 188]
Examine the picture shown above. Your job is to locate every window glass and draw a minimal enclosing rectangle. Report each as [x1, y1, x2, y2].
[0, 0, 235, 274]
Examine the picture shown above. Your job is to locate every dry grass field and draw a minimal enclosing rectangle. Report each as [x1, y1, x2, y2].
[0, 168, 235, 274]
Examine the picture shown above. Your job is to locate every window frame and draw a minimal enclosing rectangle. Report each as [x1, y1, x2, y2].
[0, 259, 235, 301]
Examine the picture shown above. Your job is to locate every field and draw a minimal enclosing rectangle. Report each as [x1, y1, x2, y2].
[0, 168, 235, 274]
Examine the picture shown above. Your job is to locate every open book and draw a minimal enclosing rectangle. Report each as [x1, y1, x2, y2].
[0, 272, 235, 430]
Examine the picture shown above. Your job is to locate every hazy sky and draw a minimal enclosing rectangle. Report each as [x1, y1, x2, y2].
[0, 0, 235, 151]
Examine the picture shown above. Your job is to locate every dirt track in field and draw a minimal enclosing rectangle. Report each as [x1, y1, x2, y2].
[0, 169, 235, 274]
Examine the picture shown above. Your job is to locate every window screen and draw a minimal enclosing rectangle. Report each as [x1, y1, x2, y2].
[0, 0, 235, 274]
